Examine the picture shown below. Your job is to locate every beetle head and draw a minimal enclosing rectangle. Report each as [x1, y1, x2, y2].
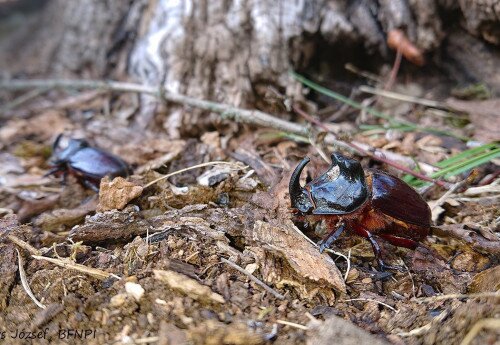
[289, 153, 368, 215]
[51, 134, 90, 163]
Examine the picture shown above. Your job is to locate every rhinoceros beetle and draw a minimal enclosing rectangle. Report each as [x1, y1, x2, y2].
[289, 152, 431, 271]
[46, 134, 131, 191]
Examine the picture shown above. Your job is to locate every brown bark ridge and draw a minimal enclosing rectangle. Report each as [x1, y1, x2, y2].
[0, 0, 144, 77]
[1, 0, 499, 114]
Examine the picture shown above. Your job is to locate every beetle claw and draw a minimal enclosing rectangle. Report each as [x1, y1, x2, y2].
[317, 241, 327, 254]
[317, 224, 346, 254]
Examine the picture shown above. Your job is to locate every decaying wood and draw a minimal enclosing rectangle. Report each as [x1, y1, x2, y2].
[249, 220, 346, 297]
[433, 224, 500, 255]
[307, 315, 390, 345]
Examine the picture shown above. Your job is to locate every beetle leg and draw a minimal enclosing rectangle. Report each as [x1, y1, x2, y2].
[62, 171, 69, 185]
[44, 167, 61, 177]
[81, 179, 99, 192]
[365, 232, 404, 271]
[379, 234, 418, 250]
[318, 223, 346, 253]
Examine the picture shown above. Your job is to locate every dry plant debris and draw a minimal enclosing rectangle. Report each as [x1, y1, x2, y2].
[97, 176, 143, 212]
[0, 65, 499, 345]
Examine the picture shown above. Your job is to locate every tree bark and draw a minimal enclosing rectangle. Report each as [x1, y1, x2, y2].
[1, 0, 499, 128]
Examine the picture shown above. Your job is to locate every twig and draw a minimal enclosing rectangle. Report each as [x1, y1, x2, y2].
[16, 249, 46, 309]
[0, 79, 307, 135]
[32, 255, 121, 280]
[7, 234, 41, 256]
[415, 291, 500, 303]
[431, 179, 469, 211]
[292, 104, 447, 187]
[132, 336, 160, 344]
[344, 63, 381, 83]
[402, 260, 416, 298]
[144, 161, 245, 188]
[342, 298, 398, 312]
[220, 258, 285, 300]
[344, 249, 352, 282]
[1, 88, 47, 112]
[397, 309, 449, 337]
[359, 86, 446, 109]
[0, 77, 445, 187]
[276, 320, 309, 330]
[460, 318, 500, 345]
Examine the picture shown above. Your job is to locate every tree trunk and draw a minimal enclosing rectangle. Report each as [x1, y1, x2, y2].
[1, 0, 499, 130]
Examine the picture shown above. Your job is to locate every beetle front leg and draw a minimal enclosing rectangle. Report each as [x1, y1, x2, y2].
[81, 179, 99, 192]
[318, 223, 346, 253]
[365, 232, 404, 271]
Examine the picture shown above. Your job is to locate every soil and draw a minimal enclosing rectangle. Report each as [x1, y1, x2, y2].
[0, 84, 498, 345]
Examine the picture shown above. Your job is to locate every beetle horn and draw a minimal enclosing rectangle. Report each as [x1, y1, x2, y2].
[53, 133, 64, 151]
[289, 157, 313, 213]
[331, 152, 365, 180]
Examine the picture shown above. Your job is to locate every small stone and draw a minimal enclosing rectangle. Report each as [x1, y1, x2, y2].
[125, 282, 145, 302]
[245, 263, 259, 274]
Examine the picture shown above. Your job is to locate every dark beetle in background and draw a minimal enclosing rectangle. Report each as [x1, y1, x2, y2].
[289, 152, 431, 271]
[46, 134, 131, 191]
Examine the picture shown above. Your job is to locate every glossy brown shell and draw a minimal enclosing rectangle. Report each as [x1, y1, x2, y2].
[369, 169, 431, 228]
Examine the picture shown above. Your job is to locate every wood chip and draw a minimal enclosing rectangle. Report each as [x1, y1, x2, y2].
[98, 176, 143, 212]
[154, 269, 225, 304]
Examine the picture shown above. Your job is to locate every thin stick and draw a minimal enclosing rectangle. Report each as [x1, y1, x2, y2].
[276, 320, 309, 330]
[342, 298, 398, 312]
[220, 258, 285, 300]
[144, 161, 245, 188]
[16, 249, 46, 309]
[431, 179, 468, 211]
[397, 309, 449, 337]
[0, 79, 307, 135]
[293, 104, 447, 187]
[133, 336, 160, 344]
[1, 88, 47, 112]
[7, 234, 41, 256]
[345, 63, 381, 83]
[460, 318, 500, 345]
[0, 78, 444, 187]
[32, 255, 121, 280]
[359, 86, 446, 109]
[415, 292, 499, 303]
[343, 249, 351, 282]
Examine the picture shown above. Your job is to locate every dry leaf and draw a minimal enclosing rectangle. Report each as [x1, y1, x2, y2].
[98, 176, 143, 212]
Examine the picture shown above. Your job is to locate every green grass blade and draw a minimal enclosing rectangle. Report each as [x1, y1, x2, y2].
[430, 148, 500, 178]
[436, 143, 498, 168]
[291, 71, 470, 141]
[402, 143, 499, 185]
